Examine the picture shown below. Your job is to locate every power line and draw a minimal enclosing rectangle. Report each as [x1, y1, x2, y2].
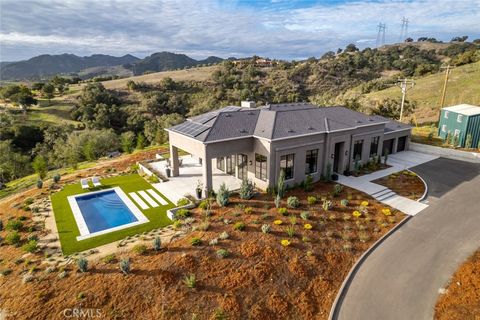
[376, 23, 386, 48]
[398, 17, 409, 42]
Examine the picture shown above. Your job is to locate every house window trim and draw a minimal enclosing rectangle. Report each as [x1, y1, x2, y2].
[369, 136, 380, 157]
[255, 153, 268, 181]
[280, 153, 295, 181]
[305, 149, 319, 175]
[353, 139, 363, 161]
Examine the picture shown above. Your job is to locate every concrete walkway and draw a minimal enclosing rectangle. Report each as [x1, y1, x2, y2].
[336, 151, 435, 215]
[333, 158, 480, 320]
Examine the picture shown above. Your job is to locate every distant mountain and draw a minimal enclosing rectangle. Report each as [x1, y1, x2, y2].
[0, 51, 225, 80]
[0, 54, 140, 80]
[130, 52, 224, 75]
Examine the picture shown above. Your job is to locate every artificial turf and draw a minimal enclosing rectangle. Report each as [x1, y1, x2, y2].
[51, 174, 174, 255]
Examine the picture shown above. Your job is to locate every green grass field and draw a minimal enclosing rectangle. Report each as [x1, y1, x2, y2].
[362, 61, 480, 124]
[51, 174, 174, 255]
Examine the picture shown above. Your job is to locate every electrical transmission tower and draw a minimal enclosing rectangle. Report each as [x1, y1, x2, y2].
[395, 78, 415, 122]
[376, 23, 386, 47]
[398, 17, 409, 42]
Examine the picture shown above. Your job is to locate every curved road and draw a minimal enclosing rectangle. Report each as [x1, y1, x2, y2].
[335, 158, 480, 320]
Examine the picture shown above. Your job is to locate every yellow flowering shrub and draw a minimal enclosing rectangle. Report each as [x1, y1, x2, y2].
[281, 239, 291, 247]
[360, 201, 369, 207]
[304, 223, 313, 230]
[382, 208, 392, 216]
[352, 210, 361, 218]
[273, 220, 283, 225]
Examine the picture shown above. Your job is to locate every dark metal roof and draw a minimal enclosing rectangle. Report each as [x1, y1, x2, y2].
[167, 103, 409, 143]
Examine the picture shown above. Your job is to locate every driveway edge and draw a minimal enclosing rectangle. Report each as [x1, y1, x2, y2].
[407, 169, 429, 202]
[328, 215, 412, 320]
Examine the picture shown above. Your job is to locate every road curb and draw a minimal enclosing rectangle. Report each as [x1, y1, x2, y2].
[407, 169, 429, 202]
[328, 215, 412, 320]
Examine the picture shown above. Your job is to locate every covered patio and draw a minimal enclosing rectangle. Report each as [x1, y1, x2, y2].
[150, 155, 242, 203]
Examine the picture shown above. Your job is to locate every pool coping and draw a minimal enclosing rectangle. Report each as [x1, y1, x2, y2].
[67, 187, 150, 241]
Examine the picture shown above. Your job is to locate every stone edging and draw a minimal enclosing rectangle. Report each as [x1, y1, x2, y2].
[328, 215, 412, 320]
[407, 169, 429, 202]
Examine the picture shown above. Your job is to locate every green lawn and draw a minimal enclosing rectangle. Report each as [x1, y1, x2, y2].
[51, 174, 175, 255]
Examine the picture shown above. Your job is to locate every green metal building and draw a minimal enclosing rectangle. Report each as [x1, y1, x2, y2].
[438, 104, 480, 148]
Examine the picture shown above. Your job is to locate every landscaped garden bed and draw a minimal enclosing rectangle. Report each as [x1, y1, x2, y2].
[0, 178, 405, 319]
[435, 249, 480, 320]
[373, 170, 426, 200]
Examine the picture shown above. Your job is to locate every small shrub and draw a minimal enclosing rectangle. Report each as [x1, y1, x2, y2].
[328, 213, 336, 221]
[219, 231, 229, 240]
[0, 269, 12, 276]
[304, 223, 313, 230]
[36, 179, 43, 189]
[274, 194, 281, 208]
[198, 221, 210, 231]
[286, 226, 295, 237]
[22, 240, 38, 253]
[304, 174, 313, 191]
[53, 173, 61, 183]
[177, 198, 190, 206]
[277, 170, 286, 198]
[302, 236, 311, 242]
[132, 244, 148, 255]
[103, 254, 116, 264]
[287, 196, 300, 208]
[261, 224, 271, 234]
[198, 200, 209, 210]
[343, 213, 352, 221]
[78, 292, 86, 300]
[233, 222, 246, 231]
[278, 207, 288, 216]
[216, 183, 230, 207]
[190, 237, 202, 246]
[153, 236, 161, 251]
[307, 196, 317, 205]
[244, 207, 253, 214]
[209, 238, 218, 246]
[119, 258, 131, 275]
[173, 220, 182, 229]
[176, 208, 191, 218]
[333, 184, 343, 197]
[340, 199, 349, 207]
[239, 179, 255, 200]
[358, 232, 370, 243]
[148, 175, 160, 183]
[289, 216, 297, 225]
[322, 200, 333, 211]
[77, 258, 88, 272]
[300, 211, 310, 220]
[183, 274, 196, 288]
[343, 242, 353, 251]
[341, 232, 351, 241]
[5, 231, 20, 246]
[325, 230, 334, 238]
[216, 249, 229, 259]
[6, 219, 23, 231]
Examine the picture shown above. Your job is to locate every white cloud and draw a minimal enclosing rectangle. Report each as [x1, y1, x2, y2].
[0, 0, 479, 61]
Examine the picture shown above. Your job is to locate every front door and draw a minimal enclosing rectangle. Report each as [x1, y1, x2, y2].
[237, 154, 247, 180]
[397, 136, 407, 152]
[333, 142, 343, 173]
[225, 155, 235, 176]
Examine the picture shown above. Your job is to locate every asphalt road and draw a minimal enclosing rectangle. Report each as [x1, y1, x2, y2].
[335, 158, 480, 320]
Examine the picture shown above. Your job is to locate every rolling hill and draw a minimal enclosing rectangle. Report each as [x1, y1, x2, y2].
[349, 61, 480, 124]
[0, 53, 140, 80]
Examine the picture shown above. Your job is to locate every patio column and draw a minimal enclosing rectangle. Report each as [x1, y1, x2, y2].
[170, 144, 180, 176]
[202, 157, 213, 194]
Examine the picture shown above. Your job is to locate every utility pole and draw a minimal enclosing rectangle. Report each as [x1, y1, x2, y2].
[376, 23, 386, 48]
[436, 64, 455, 126]
[396, 78, 415, 122]
[399, 17, 409, 42]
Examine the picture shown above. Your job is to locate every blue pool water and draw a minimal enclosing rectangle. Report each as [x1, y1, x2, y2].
[76, 190, 138, 233]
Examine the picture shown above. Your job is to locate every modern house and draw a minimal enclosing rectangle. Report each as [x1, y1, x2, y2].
[166, 102, 411, 192]
[438, 104, 480, 148]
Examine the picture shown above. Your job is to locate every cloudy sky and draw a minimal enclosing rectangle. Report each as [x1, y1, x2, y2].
[1, 0, 479, 62]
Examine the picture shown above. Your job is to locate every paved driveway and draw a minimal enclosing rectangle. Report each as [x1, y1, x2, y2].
[334, 158, 480, 320]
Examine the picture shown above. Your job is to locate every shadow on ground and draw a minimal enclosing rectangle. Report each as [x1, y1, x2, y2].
[411, 157, 480, 199]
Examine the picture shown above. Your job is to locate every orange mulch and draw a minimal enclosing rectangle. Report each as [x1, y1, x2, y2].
[373, 170, 425, 200]
[0, 178, 405, 319]
[435, 249, 480, 320]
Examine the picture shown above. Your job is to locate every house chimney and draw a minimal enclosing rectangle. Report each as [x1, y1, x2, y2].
[241, 101, 256, 108]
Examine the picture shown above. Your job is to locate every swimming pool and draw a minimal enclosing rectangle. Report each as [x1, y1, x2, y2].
[68, 187, 149, 240]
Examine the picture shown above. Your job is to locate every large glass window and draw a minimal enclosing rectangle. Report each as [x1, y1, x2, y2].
[280, 154, 295, 180]
[255, 154, 267, 181]
[237, 154, 247, 180]
[225, 155, 234, 175]
[353, 140, 363, 161]
[370, 136, 380, 157]
[305, 149, 318, 174]
[216, 157, 224, 171]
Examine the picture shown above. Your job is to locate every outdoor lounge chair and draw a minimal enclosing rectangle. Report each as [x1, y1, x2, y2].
[80, 178, 90, 189]
[92, 176, 102, 187]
